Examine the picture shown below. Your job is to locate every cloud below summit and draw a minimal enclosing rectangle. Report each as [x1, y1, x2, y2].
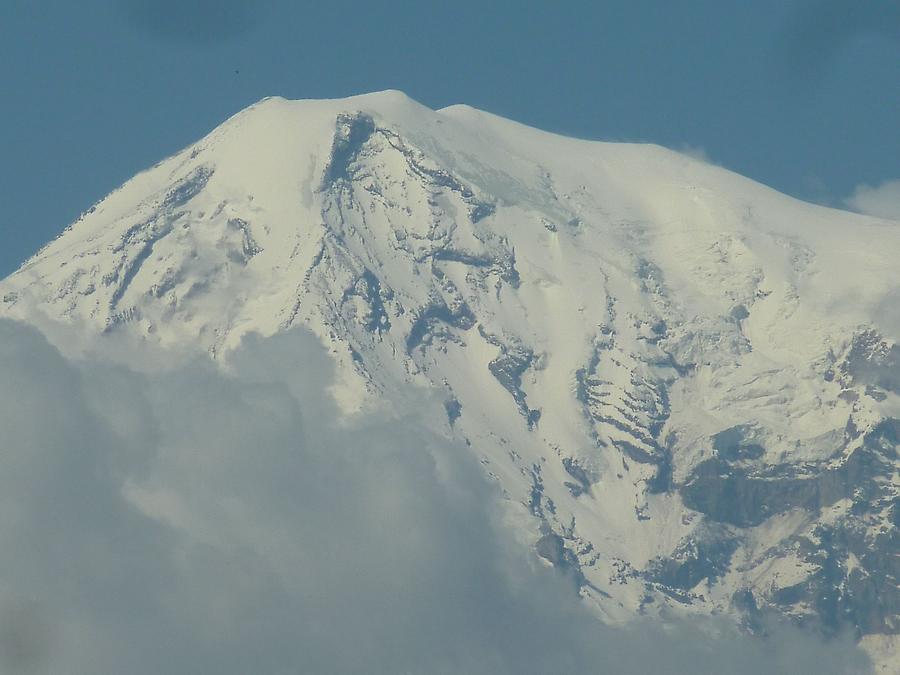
[0, 320, 873, 674]
[845, 178, 900, 221]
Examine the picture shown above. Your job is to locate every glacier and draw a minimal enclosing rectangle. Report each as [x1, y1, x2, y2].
[1, 90, 898, 669]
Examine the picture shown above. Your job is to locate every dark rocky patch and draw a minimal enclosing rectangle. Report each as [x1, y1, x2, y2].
[647, 446, 674, 494]
[562, 457, 592, 493]
[644, 527, 738, 591]
[712, 425, 766, 462]
[161, 166, 213, 210]
[323, 113, 376, 186]
[226, 217, 262, 261]
[841, 329, 900, 395]
[770, 521, 900, 637]
[406, 300, 475, 352]
[677, 416, 898, 640]
[107, 166, 215, 309]
[483, 337, 541, 429]
[444, 397, 462, 426]
[535, 532, 590, 590]
[343, 269, 392, 334]
[681, 421, 896, 528]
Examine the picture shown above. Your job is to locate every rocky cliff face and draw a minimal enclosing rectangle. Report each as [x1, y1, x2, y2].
[3, 91, 898, 668]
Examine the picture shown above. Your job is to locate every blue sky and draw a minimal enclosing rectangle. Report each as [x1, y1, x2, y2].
[1, 0, 898, 276]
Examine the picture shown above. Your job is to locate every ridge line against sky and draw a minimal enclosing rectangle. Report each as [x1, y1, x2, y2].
[1, 0, 898, 276]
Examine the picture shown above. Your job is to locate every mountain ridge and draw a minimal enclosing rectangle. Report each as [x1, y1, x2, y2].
[2, 91, 898, 669]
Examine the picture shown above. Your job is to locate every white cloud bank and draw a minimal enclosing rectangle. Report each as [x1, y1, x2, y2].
[0, 320, 873, 674]
[845, 179, 900, 220]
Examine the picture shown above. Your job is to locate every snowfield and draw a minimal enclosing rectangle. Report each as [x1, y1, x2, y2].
[2, 90, 898, 670]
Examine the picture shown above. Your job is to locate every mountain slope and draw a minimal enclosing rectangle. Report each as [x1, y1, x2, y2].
[3, 91, 898, 668]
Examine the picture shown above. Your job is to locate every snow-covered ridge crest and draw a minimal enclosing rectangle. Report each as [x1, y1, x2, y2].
[2, 90, 898, 670]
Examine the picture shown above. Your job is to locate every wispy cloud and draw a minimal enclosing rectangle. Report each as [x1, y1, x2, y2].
[0, 320, 874, 674]
[677, 143, 715, 164]
[845, 178, 900, 220]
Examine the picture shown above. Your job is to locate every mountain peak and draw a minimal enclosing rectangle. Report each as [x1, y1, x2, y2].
[229, 89, 431, 131]
[2, 93, 898, 669]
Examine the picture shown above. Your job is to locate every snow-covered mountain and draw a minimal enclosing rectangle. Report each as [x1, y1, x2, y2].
[3, 91, 898, 668]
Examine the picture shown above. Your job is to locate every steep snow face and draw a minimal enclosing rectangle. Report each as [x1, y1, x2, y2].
[3, 91, 899, 666]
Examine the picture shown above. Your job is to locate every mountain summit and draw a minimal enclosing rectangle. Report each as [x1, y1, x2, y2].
[3, 91, 898, 668]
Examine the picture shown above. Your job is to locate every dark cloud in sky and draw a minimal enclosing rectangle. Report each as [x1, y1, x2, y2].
[0, 319, 874, 674]
[779, 0, 900, 81]
[120, 0, 267, 44]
